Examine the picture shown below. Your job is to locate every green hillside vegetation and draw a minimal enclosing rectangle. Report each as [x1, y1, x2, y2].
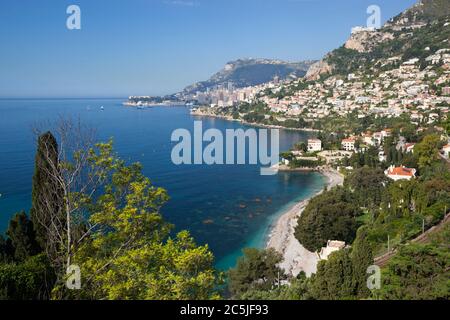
[228, 133, 450, 300]
[374, 223, 450, 300]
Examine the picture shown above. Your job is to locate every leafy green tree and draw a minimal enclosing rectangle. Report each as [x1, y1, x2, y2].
[6, 212, 41, 262]
[345, 167, 388, 208]
[56, 144, 222, 300]
[310, 249, 354, 300]
[414, 134, 441, 169]
[295, 188, 361, 252]
[294, 142, 307, 153]
[228, 248, 284, 298]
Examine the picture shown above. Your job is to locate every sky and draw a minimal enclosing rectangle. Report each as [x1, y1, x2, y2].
[0, 0, 418, 98]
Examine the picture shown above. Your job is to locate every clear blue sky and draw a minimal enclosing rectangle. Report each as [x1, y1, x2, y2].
[0, 0, 417, 98]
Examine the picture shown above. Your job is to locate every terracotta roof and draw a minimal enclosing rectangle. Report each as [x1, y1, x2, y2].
[387, 166, 415, 177]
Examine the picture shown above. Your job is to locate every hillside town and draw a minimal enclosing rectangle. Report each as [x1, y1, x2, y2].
[190, 19, 450, 180]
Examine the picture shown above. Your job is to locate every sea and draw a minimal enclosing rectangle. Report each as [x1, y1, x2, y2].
[0, 98, 325, 270]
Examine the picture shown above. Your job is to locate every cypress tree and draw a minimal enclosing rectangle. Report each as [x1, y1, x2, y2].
[30, 132, 64, 251]
[351, 226, 373, 298]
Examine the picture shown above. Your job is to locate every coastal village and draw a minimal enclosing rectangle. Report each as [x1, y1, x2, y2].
[186, 15, 450, 276]
[117, 0, 450, 293]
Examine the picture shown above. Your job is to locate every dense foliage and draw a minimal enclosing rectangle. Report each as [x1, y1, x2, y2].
[294, 188, 361, 252]
[374, 224, 450, 300]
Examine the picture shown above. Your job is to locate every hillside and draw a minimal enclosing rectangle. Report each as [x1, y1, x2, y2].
[306, 0, 450, 80]
[182, 58, 316, 94]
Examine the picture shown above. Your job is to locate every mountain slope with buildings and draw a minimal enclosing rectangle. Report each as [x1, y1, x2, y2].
[306, 0, 450, 80]
[182, 58, 316, 95]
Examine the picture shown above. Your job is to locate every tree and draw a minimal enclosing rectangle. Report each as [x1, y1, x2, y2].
[0, 235, 14, 264]
[351, 227, 373, 298]
[310, 249, 354, 300]
[228, 248, 284, 298]
[0, 254, 55, 300]
[414, 134, 441, 169]
[295, 188, 361, 252]
[6, 212, 40, 262]
[239, 272, 313, 300]
[54, 144, 221, 300]
[294, 142, 307, 153]
[30, 132, 65, 262]
[31, 120, 109, 277]
[345, 167, 388, 208]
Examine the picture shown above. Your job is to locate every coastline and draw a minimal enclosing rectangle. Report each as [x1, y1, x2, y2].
[191, 108, 338, 276]
[190, 111, 319, 133]
[266, 168, 344, 277]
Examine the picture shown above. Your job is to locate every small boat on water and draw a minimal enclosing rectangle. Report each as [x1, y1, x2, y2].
[100, 106, 104, 110]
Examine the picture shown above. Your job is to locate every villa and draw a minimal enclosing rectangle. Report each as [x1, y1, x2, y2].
[384, 165, 417, 181]
[307, 139, 322, 152]
[318, 240, 346, 260]
[341, 138, 356, 151]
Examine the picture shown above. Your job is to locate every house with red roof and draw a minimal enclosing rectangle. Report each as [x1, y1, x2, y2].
[384, 165, 417, 181]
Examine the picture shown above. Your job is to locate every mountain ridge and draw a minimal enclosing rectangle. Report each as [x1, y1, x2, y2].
[181, 58, 316, 95]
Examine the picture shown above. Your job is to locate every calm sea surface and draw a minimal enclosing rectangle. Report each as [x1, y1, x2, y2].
[0, 98, 325, 269]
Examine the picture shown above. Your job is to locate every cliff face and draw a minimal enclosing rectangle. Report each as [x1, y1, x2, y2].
[305, 0, 450, 80]
[344, 30, 394, 53]
[305, 60, 332, 81]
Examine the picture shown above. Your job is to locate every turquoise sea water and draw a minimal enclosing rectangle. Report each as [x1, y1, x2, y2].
[0, 98, 325, 270]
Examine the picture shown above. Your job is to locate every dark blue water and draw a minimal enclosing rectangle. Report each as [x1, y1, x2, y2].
[0, 99, 325, 269]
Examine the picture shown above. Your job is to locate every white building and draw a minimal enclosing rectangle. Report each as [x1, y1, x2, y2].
[307, 139, 322, 152]
[318, 240, 346, 260]
[341, 138, 356, 151]
[443, 144, 450, 158]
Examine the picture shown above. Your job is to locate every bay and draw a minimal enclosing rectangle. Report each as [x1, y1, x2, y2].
[0, 98, 325, 270]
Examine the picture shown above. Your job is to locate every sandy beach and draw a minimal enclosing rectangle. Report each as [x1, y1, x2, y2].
[266, 168, 344, 277]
